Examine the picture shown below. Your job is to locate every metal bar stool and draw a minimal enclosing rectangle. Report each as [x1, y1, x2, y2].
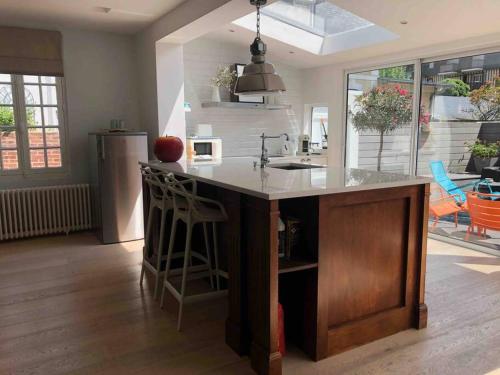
[140, 167, 173, 299]
[160, 174, 228, 331]
[140, 167, 212, 300]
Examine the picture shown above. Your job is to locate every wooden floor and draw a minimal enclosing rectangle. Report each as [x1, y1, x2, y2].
[1, 233, 500, 375]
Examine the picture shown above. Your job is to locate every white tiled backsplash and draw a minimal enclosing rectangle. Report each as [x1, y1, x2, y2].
[183, 38, 304, 157]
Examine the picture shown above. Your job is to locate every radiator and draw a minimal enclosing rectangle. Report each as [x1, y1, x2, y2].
[0, 184, 92, 241]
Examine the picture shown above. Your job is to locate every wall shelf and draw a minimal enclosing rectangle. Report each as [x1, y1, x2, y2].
[279, 258, 318, 274]
[201, 101, 291, 110]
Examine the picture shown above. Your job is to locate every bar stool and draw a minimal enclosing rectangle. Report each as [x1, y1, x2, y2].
[140, 168, 213, 300]
[139, 167, 173, 299]
[160, 174, 228, 331]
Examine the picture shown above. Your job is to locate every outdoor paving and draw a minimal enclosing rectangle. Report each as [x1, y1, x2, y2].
[429, 217, 500, 252]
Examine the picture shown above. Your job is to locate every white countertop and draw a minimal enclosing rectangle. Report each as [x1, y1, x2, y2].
[140, 158, 431, 200]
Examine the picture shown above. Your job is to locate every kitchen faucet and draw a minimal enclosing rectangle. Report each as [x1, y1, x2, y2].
[259, 132, 289, 168]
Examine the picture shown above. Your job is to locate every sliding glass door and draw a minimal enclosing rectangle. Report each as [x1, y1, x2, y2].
[344, 54, 500, 253]
[417, 51, 500, 252]
[345, 64, 416, 174]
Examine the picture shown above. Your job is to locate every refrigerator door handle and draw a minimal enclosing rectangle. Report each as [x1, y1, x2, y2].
[100, 138, 105, 160]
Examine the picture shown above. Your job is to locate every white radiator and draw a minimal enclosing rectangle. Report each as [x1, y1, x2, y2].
[0, 184, 92, 241]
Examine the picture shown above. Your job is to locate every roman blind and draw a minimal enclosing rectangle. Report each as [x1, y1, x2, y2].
[0, 26, 63, 76]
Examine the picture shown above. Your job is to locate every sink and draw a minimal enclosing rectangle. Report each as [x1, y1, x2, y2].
[268, 163, 325, 170]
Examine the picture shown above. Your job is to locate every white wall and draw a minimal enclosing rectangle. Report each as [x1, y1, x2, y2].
[184, 37, 304, 157]
[303, 64, 344, 166]
[156, 42, 187, 153]
[133, 0, 240, 157]
[1, 26, 140, 189]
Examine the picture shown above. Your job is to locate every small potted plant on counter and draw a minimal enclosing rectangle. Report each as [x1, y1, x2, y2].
[210, 65, 236, 102]
[465, 139, 500, 173]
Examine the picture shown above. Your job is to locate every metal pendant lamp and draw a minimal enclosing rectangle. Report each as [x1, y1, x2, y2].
[234, 0, 286, 96]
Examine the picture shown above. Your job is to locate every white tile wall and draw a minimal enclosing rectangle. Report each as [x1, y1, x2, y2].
[183, 38, 305, 157]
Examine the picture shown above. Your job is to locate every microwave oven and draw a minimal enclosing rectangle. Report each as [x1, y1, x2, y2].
[186, 136, 222, 161]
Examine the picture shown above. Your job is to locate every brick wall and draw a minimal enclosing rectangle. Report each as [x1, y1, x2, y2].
[1, 130, 61, 170]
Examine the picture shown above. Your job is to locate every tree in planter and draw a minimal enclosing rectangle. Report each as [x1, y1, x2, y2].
[351, 85, 413, 171]
[468, 79, 500, 121]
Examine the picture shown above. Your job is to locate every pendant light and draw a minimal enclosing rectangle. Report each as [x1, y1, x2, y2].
[234, 0, 286, 96]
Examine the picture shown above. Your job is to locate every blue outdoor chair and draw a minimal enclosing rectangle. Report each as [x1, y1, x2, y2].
[429, 161, 499, 205]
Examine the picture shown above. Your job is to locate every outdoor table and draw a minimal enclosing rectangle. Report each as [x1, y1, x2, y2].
[481, 167, 500, 182]
[477, 181, 500, 194]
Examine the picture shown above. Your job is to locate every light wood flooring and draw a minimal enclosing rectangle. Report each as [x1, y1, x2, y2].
[1, 232, 500, 374]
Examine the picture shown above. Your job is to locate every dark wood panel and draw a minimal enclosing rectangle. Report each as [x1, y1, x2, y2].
[317, 185, 428, 358]
[325, 197, 409, 327]
[327, 306, 413, 354]
[243, 197, 282, 375]
[219, 189, 249, 355]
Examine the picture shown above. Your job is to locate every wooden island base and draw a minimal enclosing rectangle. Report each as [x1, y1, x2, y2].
[143, 173, 429, 375]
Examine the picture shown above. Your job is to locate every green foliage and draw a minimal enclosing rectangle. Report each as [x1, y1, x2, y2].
[378, 66, 412, 80]
[468, 80, 500, 121]
[0, 106, 14, 127]
[465, 139, 500, 158]
[439, 78, 470, 97]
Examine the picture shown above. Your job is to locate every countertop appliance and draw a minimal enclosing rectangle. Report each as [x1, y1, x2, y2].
[88, 131, 148, 244]
[297, 135, 311, 155]
[187, 136, 222, 161]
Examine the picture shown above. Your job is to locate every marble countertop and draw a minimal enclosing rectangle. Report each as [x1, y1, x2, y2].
[140, 158, 431, 200]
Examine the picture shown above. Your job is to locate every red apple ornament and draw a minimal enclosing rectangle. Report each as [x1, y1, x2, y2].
[154, 136, 184, 162]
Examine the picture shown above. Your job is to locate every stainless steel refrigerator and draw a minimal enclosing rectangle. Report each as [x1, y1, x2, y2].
[89, 131, 148, 244]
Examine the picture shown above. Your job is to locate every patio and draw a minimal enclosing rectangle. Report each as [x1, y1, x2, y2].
[429, 177, 500, 252]
[429, 215, 500, 252]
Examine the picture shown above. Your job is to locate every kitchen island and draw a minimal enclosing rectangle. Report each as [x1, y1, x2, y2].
[140, 158, 431, 375]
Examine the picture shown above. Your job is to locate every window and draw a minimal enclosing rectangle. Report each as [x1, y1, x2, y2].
[0, 74, 66, 174]
[310, 106, 328, 150]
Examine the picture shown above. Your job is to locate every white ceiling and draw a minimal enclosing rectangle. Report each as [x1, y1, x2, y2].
[0, 0, 187, 34]
[203, 0, 500, 69]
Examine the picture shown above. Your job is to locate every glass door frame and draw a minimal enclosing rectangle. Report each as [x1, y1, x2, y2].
[342, 44, 500, 175]
[342, 46, 500, 254]
[342, 59, 422, 175]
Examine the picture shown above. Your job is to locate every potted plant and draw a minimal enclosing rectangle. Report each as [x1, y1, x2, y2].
[210, 65, 236, 102]
[419, 106, 431, 133]
[351, 85, 413, 171]
[465, 139, 500, 173]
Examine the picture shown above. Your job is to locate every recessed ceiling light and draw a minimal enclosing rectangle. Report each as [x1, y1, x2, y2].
[400, 20, 408, 25]
[289, 51, 295, 54]
[229, 29, 235, 33]
[95, 6, 153, 17]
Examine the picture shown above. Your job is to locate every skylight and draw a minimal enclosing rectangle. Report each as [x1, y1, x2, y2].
[261, 0, 373, 37]
[232, 0, 398, 56]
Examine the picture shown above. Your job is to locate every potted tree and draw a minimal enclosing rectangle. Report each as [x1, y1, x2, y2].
[351, 85, 413, 171]
[465, 139, 500, 173]
[468, 79, 500, 121]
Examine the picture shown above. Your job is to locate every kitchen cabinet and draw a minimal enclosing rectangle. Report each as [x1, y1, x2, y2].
[141, 158, 430, 375]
